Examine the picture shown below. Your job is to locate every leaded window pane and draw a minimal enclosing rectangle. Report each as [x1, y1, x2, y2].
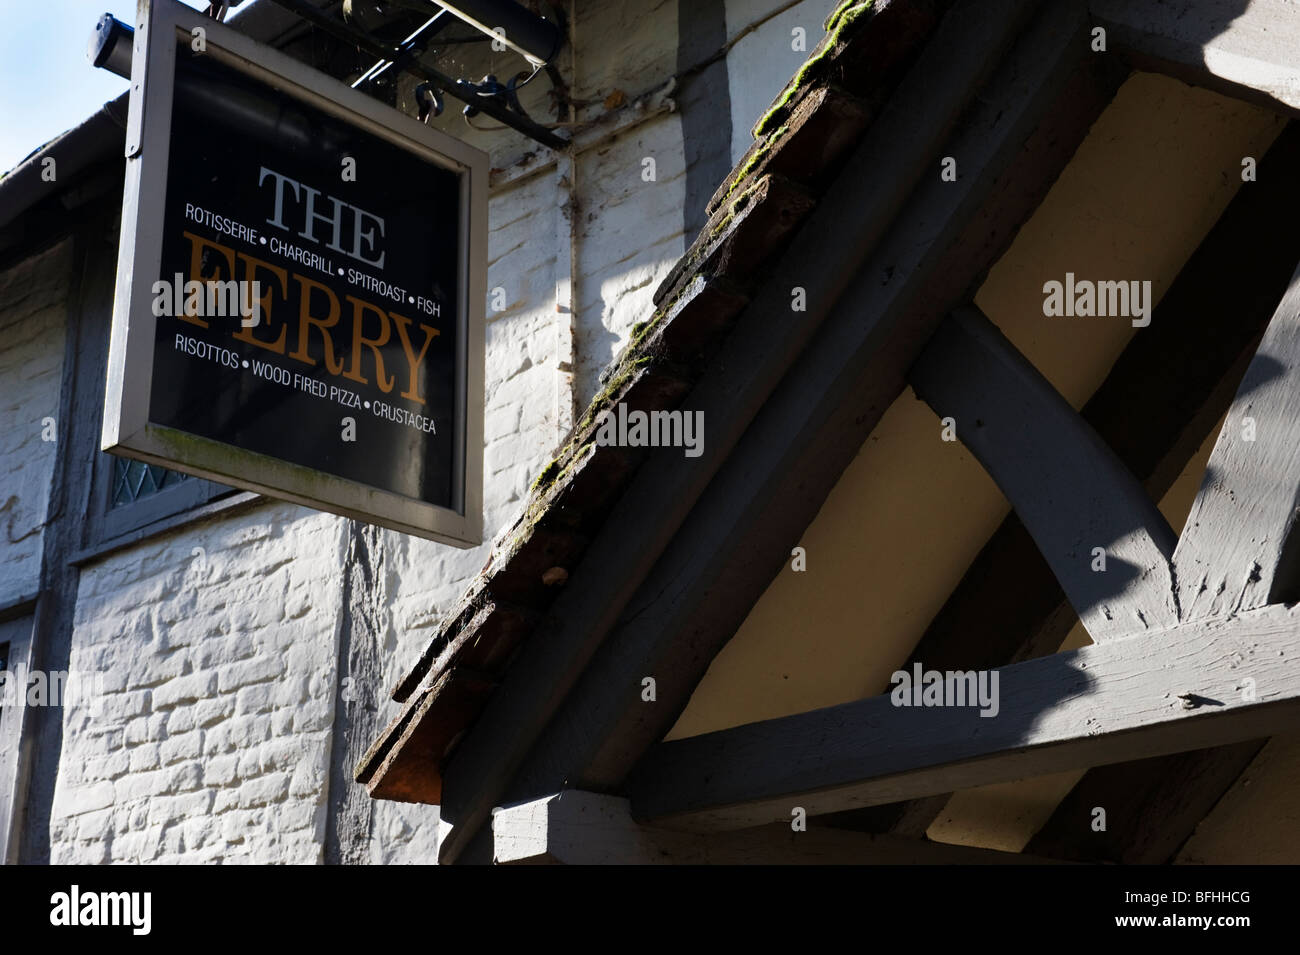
[111, 458, 191, 508]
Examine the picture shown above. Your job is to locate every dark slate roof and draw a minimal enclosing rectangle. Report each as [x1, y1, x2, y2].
[356, 0, 948, 803]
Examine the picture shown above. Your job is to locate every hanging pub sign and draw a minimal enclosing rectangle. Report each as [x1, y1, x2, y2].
[102, 0, 486, 545]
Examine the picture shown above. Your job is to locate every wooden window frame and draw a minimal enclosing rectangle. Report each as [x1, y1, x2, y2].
[0, 611, 35, 865]
[82, 451, 242, 552]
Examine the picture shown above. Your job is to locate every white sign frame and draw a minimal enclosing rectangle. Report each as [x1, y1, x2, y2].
[102, 0, 486, 546]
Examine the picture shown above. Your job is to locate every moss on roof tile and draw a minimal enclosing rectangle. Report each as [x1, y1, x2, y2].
[754, 0, 875, 138]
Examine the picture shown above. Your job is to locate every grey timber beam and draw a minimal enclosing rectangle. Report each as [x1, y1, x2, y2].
[1018, 251, 1300, 863]
[853, 120, 1300, 845]
[492, 790, 1073, 865]
[1169, 259, 1300, 620]
[1023, 740, 1265, 863]
[1091, 0, 1300, 117]
[630, 603, 1300, 832]
[1025, 245, 1300, 864]
[909, 306, 1177, 642]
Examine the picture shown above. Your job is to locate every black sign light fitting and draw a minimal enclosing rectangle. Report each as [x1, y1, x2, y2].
[275, 0, 568, 147]
[345, 0, 563, 68]
[90, 1, 569, 149]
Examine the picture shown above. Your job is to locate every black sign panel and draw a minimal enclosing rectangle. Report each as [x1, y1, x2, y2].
[105, 1, 486, 545]
[153, 46, 458, 506]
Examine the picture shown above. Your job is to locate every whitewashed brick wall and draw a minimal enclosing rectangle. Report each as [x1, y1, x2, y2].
[0, 240, 71, 606]
[50, 505, 347, 864]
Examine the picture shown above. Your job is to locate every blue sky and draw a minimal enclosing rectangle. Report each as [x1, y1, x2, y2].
[0, 0, 208, 173]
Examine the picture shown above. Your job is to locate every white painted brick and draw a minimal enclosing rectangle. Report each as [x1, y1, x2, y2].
[165, 763, 204, 794]
[0, 240, 72, 605]
[228, 713, 273, 749]
[203, 754, 239, 788]
[213, 790, 240, 815]
[83, 750, 129, 781]
[237, 773, 291, 809]
[236, 750, 262, 779]
[164, 706, 194, 736]
[169, 789, 217, 818]
[159, 731, 204, 765]
[233, 681, 274, 716]
[202, 722, 235, 755]
[75, 808, 113, 843]
[112, 770, 167, 804]
[63, 780, 115, 816]
[180, 814, 218, 849]
[123, 652, 187, 692]
[152, 672, 218, 709]
[216, 655, 286, 694]
[127, 745, 162, 774]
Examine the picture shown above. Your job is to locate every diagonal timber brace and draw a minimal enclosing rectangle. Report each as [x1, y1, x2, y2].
[909, 306, 1177, 642]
